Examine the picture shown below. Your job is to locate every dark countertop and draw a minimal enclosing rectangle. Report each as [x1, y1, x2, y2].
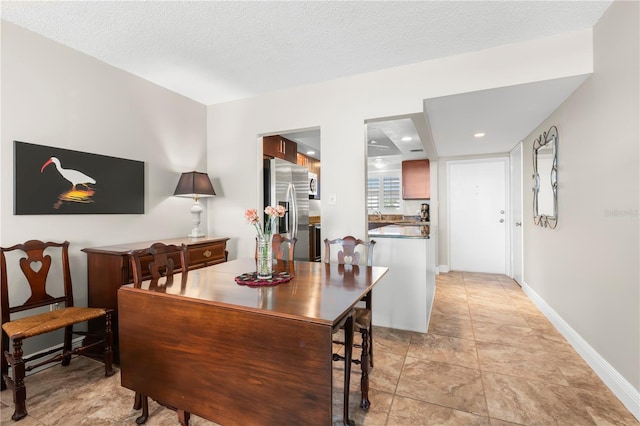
[367, 224, 430, 239]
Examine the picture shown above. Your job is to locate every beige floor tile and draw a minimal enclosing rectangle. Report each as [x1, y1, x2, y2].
[463, 272, 505, 282]
[498, 276, 520, 285]
[332, 388, 394, 426]
[428, 313, 475, 340]
[435, 293, 470, 311]
[472, 321, 545, 351]
[465, 292, 515, 309]
[464, 277, 507, 287]
[521, 311, 557, 331]
[0, 415, 44, 425]
[435, 287, 469, 301]
[368, 350, 406, 394]
[437, 282, 467, 293]
[551, 350, 609, 392]
[372, 326, 415, 357]
[437, 271, 465, 283]
[397, 357, 488, 416]
[431, 297, 472, 319]
[387, 395, 490, 425]
[436, 281, 467, 291]
[408, 333, 479, 369]
[482, 371, 639, 426]
[476, 342, 568, 386]
[508, 300, 538, 315]
[468, 302, 529, 327]
[532, 328, 576, 354]
[489, 418, 523, 426]
[576, 385, 640, 425]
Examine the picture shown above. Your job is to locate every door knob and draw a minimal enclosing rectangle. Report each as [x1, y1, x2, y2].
[500, 210, 505, 214]
[515, 222, 522, 226]
[499, 218, 505, 223]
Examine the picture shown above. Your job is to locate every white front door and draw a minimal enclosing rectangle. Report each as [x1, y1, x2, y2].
[448, 158, 508, 274]
[510, 143, 523, 284]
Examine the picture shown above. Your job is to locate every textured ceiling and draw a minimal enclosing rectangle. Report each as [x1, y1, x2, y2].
[1, 1, 612, 106]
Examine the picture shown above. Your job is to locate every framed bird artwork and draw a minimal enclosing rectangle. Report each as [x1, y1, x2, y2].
[13, 141, 145, 214]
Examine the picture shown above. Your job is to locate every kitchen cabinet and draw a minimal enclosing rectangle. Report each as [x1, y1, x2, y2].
[402, 159, 430, 199]
[263, 135, 297, 163]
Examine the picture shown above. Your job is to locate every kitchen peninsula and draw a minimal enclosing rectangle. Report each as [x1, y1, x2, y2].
[368, 223, 436, 333]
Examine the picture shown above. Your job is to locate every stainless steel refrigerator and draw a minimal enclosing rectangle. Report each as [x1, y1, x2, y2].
[263, 158, 310, 260]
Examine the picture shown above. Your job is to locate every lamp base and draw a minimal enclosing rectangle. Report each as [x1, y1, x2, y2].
[188, 228, 206, 238]
[188, 199, 205, 238]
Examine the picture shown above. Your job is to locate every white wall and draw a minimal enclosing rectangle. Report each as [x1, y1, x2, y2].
[207, 30, 594, 260]
[1, 22, 207, 350]
[522, 0, 639, 414]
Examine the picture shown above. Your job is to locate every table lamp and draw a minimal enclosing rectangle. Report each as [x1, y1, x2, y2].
[174, 171, 216, 238]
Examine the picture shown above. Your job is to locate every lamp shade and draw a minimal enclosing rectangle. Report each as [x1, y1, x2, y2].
[173, 171, 216, 198]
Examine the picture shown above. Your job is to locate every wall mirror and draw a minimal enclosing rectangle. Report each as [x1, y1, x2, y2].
[532, 125, 558, 228]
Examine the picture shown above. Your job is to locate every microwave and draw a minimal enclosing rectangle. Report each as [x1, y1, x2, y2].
[308, 172, 318, 196]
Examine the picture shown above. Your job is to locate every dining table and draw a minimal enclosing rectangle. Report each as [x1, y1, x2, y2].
[118, 258, 389, 426]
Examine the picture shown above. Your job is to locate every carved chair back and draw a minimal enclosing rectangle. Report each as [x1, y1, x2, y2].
[323, 236, 376, 267]
[254, 234, 297, 261]
[129, 242, 188, 289]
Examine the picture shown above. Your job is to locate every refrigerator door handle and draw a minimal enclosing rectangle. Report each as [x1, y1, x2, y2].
[286, 182, 298, 240]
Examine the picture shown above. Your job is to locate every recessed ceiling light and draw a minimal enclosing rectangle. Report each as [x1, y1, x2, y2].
[375, 158, 383, 162]
[306, 150, 315, 155]
[401, 136, 412, 142]
[374, 163, 386, 169]
[474, 132, 486, 138]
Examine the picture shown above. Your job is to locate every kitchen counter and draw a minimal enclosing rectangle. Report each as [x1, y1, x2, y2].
[368, 224, 430, 239]
[372, 234, 436, 333]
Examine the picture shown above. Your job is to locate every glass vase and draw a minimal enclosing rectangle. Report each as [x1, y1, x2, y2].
[256, 234, 273, 279]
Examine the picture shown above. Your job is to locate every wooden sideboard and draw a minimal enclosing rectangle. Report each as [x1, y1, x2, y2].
[82, 236, 229, 361]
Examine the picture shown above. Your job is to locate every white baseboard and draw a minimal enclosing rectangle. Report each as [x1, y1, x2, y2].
[521, 280, 640, 421]
[439, 264, 450, 273]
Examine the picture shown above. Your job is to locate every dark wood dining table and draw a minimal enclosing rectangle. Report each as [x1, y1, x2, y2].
[118, 258, 389, 426]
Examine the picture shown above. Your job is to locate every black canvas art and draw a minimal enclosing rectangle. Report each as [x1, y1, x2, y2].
[14, 141, 144, 215]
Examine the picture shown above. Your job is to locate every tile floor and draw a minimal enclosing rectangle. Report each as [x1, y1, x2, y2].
[1, 271, 637, 425]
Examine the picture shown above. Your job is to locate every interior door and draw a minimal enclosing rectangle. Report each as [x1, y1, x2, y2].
[510, 143, 523, 284]
[448, 158, 508, 274]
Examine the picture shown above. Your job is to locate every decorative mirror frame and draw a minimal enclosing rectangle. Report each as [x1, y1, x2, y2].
[532, 125, 558, 228]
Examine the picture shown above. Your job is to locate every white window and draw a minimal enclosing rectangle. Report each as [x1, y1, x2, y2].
[382, 177, 401, 209]
[367, 178, 380, 210]
[367, 176, 400, 211]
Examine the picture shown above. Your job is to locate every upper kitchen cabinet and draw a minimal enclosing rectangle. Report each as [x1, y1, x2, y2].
[402, 159, 430, 199]
[263, 135, 297, 163]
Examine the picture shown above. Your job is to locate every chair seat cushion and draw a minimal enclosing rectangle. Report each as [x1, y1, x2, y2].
[354, 307, 371, 330]
[2, 306, 108, 339]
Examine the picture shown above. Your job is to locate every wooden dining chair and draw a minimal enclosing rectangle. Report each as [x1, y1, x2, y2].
[129, 242, 188, 289]
[0, 240, 114, 421]
[324, 235, 376, 410]
[128, 242, 190, 425]
[254, 234, 297, 261]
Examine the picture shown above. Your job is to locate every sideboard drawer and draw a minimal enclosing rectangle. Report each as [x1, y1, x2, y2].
[188, 242, 227, 267]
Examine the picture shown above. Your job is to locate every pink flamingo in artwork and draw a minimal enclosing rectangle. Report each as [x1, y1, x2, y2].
[41, 157, 96, 191]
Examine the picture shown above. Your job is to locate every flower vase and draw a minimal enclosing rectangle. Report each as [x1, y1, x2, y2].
[256, 234, 273, 279]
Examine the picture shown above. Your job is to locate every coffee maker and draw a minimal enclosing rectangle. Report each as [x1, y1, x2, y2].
[420, 203, 430, 222]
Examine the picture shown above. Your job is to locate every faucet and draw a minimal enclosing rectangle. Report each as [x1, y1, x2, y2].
[374, 210, 382, 220]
